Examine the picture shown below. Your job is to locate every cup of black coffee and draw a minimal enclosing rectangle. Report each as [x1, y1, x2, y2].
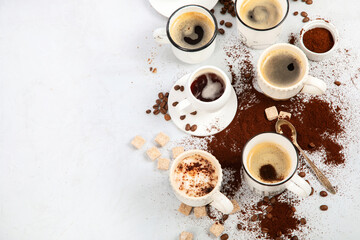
[176, 66, 232, 112]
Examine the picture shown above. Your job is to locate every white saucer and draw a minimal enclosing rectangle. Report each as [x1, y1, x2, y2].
[168, 74, 238, 137]
[149, 0, 219, 18]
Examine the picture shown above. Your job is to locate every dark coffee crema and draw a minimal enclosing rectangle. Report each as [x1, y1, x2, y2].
[170, 12, 215, 50]
[191, 73, 225, 102]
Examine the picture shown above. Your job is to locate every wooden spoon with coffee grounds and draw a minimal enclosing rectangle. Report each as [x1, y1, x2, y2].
[275, 119, 336, 194]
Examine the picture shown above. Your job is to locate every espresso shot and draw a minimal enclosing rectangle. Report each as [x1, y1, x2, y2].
[190, 73, 225, 102]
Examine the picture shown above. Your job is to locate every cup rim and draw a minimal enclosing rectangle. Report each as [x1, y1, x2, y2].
[299, 19, 339, 56]
[166, 5, 218, 53]
[186, 65, 231, 105]
[235, 0, 289, 32]
[241, 132, 299, 187]
[257, 43, 310, 91]
[169, 149, 223, 200]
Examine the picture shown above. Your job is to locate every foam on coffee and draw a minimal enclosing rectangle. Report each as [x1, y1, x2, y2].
[261, 49, 305, 88]
[170, 12, 215, 50]
[239, 0, 282, 29]
[247, 142, 291, 183]
[173, 154, 218, 197]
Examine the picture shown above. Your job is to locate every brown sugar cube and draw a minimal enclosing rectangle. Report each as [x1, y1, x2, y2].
[209, 222, 224, 237]
[179, 231, 193, 240]
[131, 136, 146, 149]
[146, 146, 161, 161]
[265, 106, 279, 121]
[157, 158, 170, 170]
[178, 203, 192, 216]
[230, 199, 240, 214]
[194, 206, 207, 218]
[278, 111, 291, 120]
[154, 132, 170, 147]
[172, 146, 185, 159]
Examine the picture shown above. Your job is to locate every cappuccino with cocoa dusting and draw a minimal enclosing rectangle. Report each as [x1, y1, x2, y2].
[173, 154, 218, 197]
[170, 12, 215, 50]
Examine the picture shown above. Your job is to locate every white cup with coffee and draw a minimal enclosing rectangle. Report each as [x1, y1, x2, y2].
[153, 5, 218, 64]
[176, 65, 231, 113]
[169, 149, 234, 214]
[234, 0, 289, 49]
[257, 43, 327, 100]
[242, 133, 312, 197]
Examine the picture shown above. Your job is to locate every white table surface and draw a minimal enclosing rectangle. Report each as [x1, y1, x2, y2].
[1, 0, 360, 240]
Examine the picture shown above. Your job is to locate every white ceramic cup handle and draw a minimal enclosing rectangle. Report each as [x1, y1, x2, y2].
[209, 191, 234, 214]
[286, 174, 312, 198]
[153, 28, 170, 44]
[301, 75, 327, 95]
[177, 99, 193, 112]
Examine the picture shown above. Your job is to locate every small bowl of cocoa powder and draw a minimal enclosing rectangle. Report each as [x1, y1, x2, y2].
[299, 19, 339, 61]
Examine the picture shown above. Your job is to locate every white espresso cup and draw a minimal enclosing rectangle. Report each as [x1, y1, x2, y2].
[257, 43, 327, 100]
[242, 133, 312, 197]
[169, 149, 234, 214]
[153, 5, 218, 64]
[176, 65, 232, 113]
[234, 0, 289, 49]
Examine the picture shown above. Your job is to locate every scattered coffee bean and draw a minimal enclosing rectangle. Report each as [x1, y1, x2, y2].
[266, 213, 273, 219]
[310, 187, 314, 196]
[306, 0, 313, 4]
[250, 215, 257, 221]
[334, 81, 341, 86]
[218, 28, 225, 34]
[180, 115, 186, 120]
[220, 234, 229, 240]
[266, 206, 273, 213]
[174, 85, 180, 91]
[146, 109, 151, 114]
[320, 191, 328, 197]
[225, 22, 233, 28]
[160, 101, 166, 108]
[291, 206, 296, 212]
[153, 105, 159, 109]
[149, 67, 153, 72]
[165, 92, 169, 98]
[299, 172, 306, 177]
[291, 236, 299, 240]
[270, 197, 276, 204]
[231, 12, 236, 17]
[180, 86, 184, 92]
[158, 92, 164, 99]
[303, 17, 310, 22]
[160, 108, 167, 114]
[320, 205, 328, 211]
[152, 68, 157, 73]
[237, 223, 242, 230]
[220, 20, 225, 25]
[309, 142, 316, 148]
[172, 101, 178, 107]
[300, 218, 306, 225]
[261, 227, 269, 233]
[156, 99, 161, 105]
[210, 9, 214, 14]
[185, 124, 191, 131]
[220, 9, 226, 14]
[164, 114, 171, 121]
[293, 11, 298, 16]
[164, 104, 168, 110]
[263, 196, 269, 203]
[190, 124, 197, 132]
[153, 109, 160, 115]
[222, 214, 229, 221]
[301, 11, 308, 17]
[277, 231, 282, 237]
[190, 111, 197, 115]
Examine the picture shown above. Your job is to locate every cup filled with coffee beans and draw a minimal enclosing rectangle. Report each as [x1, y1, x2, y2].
[169, 149, 234, 214]
[153, 5, 217, 64]
[257, 43, 327, 100]
[234, 0, 289, 49]
[175, 65, 232, 113]
[242, 133, 312, 197]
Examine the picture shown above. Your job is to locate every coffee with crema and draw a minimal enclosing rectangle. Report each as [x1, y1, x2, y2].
[247, 142, 291, 183]
[173, 154, 218, 197]
[261, 48, 305, 88]
[170, 12, 215, 50]
[239, 0, 282, 29]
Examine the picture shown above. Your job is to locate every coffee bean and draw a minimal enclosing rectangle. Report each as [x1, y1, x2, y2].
[164, 114, 171, 121]
[250, 215, 257, 221]
[263, 196, 269, 203]
[156, 99, 161, 105]
[334, 81, 341, 86]
[222, 214, 229, 221]
[190, 111, 197, 115]
[300, 218, 306, 225]
[218, 28, 225, 34]
[228, 6, 234, 12]
[150, 67, 153, 72]
[291, 236, 299, 240]
[301, 11, 308, 17]
[266, 213, 273, 219]
[270, 197, 276, 204]
[293, 11, 298, 16]
[225, 22, 233, 28]
[306, 0, 313, 4]
[277, 231, 282, 237]
[303, 17, 310, 22]
[180, 86, 184, 92]
[310, 187, 314, 196]
[153, 109, 160, 115]
[231, 12, 236, 17]
[220, 234, 229, 240]
[160, 101, 166, 108]
[164, 104, 168, 110]
[146, 109, 151, 114]
[320, 191, 328, 197]
[210, 9, 214, 14]
[261, 227, 269, 233]
[180, 115, 186, 120]
[158, 92, 164, 99]
[220, 20, 225, 25]
[152, 68, 157, 73]
[190, 124, 197, 132]
[266, 206, 273, 212]
[172, 101, 178, 107]
[291, 206, 296, 212]
[160, 108, 167, 114]
[237, 223, 242, 230]
[220, 10, 226, 14]
[185, 124, 191, 131]
[174, 85, 180, 91]
[320, 205, 328, 211]
[299, 172, 306, 177]
[309, 142, 316, 148]
[165, 92, 169, 98]
[153, 105, 159, 109]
